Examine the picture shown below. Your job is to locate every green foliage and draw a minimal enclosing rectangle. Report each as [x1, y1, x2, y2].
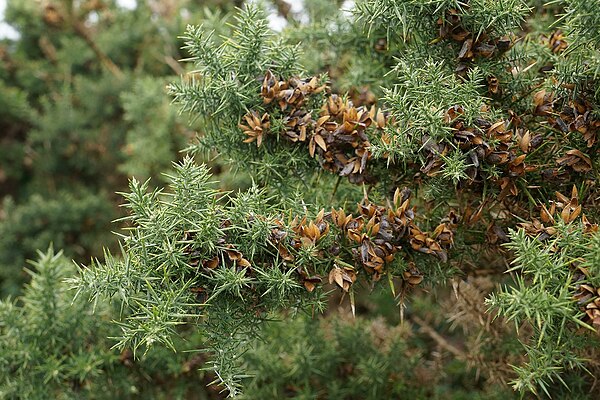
[168, 5, 310, 187]
[0, 247, 215, 400]
[563, 0, 600, 46]
[119, 77, 186, 181]
[383, 62, 490, 143]
[161, 2, 600, 397]
[487, 224, 600, 397]
[354, 0, 530, 41]
[0, 81, 32, 123]
[1, 247, 107, 399]
[0, 189, 114, 296]
[543, 1, 600, 103]
[241, 314, 512, 400]
[73, 158, 330, 394]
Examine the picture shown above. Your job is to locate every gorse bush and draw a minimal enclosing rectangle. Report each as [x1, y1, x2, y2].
[73, 0, 600, 398]
[0, 189, 113, 295]
[2, 0, 600, 399]
[0, 247, 221, 399]
[241, 314, 514, 400]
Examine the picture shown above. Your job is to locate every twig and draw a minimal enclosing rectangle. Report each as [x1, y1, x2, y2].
[73, 22, 123, 79]
[411, 315, 466, 359]
[164, 55, 185, 76]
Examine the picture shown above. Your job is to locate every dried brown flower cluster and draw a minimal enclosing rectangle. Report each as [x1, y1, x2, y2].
[261, 70, 326, 111]
[185, 189, 452, 302]
[421, 106, 537, 199]
[535, 90, 600, 149]
[437, 8, 513, 91]
[270, 189, 453, 292]
[330, 187, 453, 283]
[573, 270, 600, 331]
[573, 241, 600, 332]
[532, 90, 598, 180]
[516, 186, 594, 239]
[314, 95, 386, 183]
[239, 111, 270, 147]
[240, 71, 388, 183]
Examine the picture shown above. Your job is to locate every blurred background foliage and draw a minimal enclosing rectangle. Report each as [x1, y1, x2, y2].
[0, 0, 220, 295]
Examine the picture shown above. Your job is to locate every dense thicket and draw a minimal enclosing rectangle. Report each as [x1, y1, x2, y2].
[2, 0, 600, 399]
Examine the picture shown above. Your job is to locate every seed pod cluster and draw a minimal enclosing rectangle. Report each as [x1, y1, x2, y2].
[239, 111, 270, 147]
[314, 95, 386, 183]
[437, 8, 513, 91]
[422, 106, 536, 198]
[517, 186, 592, 240]
[332, 188, 453, 283]
[556, 149, 593, 173]
[270, 190, 452, 291]
[269, 212, 331, 293]
[241, 71, 388, 184]
[328, 265, 357, 293]
[547, 94, 600, 149]
[573, 271, 600, 332]
[532, 90, 598, 177]
[261, 70, 326, 111]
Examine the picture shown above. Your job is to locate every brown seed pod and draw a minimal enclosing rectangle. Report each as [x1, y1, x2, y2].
[239, 111, 270, 147]
[548, 30, 568, 54]
[533, 90, 554, 117]
[328, 265, 357, 292]
[487, 75, 500, 95]
[556, 149, 592, 173]
[403, 263, 424, 286]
